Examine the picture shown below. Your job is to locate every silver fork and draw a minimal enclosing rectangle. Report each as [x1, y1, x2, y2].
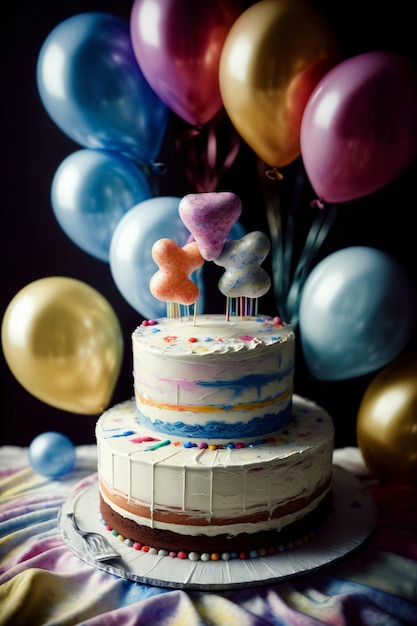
[67, 513, 120, 562]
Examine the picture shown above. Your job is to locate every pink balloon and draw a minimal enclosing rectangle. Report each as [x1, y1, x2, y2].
[301, 51, 417, 204]
[130, 0, 242, 126]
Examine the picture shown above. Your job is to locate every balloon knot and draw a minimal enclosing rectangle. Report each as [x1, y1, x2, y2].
[150, 161, 167, 175]
[310, 198, 325, 210]
[181, 125, 204, 140]
[265, 168, 284, 181]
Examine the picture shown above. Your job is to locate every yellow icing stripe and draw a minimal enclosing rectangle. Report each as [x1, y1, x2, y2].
[135, 389, 291, 413]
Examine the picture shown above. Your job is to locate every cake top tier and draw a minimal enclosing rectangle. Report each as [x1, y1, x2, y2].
[133, 314, 294, 357]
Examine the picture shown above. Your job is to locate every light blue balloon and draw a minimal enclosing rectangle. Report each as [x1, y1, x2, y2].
[51, 149, 152, 261]
[37, 12, 168, 164]
[29, 432, 75, 477]
[299, 246, 417, 380]
[229, 220, 246, 241]
[109, 197, 198, 319]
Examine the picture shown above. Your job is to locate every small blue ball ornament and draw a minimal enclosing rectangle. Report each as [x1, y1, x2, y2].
[29, 432, 76, 477]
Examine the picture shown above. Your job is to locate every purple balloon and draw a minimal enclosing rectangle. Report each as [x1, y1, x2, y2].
[301, 51, 417, 204]
[130, 0, 242, 126]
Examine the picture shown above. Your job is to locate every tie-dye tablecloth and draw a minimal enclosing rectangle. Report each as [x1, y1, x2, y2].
[1, 445, 416, 625]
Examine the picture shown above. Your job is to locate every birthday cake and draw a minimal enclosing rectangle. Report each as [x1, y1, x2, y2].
[96, 192, 334, 560]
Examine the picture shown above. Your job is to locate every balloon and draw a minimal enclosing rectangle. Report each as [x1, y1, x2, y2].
[298, 247, 417, 380]
[51, 149, 152, 262]
[301, 51, 417, 204]
[110, 197, 196, 319]
[29, 432, 76, 477]
[37, 12, 168, 163]
[1, 278, 123, 414]
[130, 0, 242, 126]
[219, 0, 339, 169]
[357, 354, 417, 484]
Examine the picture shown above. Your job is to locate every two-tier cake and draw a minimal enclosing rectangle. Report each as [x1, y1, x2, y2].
[96, 192, 334, 561]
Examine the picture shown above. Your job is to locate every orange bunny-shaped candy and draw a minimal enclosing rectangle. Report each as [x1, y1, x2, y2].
[150, 239, 204, 305]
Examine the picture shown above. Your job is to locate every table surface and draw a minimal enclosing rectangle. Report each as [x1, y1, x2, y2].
[1, 445, 416, 626]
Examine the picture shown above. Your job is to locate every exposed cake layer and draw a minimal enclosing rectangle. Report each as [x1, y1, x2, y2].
[132, 314, 295, 441]
[99, 490, 333, 555]
[96, 396, 334, 549]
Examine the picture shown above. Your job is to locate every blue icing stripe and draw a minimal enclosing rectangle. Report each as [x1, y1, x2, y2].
[196, 363, 294, 399]
[105, 430, 136, 439]
[136, 402, 292, 440]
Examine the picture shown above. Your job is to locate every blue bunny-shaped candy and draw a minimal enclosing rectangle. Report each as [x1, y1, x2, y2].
[214, 231, 271, 298]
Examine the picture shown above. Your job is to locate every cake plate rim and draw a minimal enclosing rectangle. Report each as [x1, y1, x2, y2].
[57, 466, 377, 591]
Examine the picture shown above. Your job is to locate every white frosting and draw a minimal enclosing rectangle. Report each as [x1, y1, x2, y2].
[132, 314, 295, 442]
[96, 395, 334, 538]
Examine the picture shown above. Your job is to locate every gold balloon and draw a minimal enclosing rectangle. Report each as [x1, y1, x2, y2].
[1, 277, 123, 414]
[357, 354, 417, 484]
[219, 0, 339, 169]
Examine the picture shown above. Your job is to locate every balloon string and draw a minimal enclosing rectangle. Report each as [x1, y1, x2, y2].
[141, 163, 166, 197]
[280, 163, 305, 315]
[176, 110, 240, 192]
[257, 159, 284, 316]
[258, 159, 338, 324]
[206, 122, 217, 175]
[285, 202, 338, 327]
[217, 127, 240, 183]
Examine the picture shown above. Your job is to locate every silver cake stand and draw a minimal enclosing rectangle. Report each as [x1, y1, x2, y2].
[58, 466, 377, 590]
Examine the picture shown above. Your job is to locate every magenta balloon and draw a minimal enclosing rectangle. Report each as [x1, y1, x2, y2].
[130, 0, 242, 126]
[301, 51, 417, 204]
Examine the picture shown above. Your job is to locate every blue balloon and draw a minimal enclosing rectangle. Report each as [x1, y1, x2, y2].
[109, 197, 201, 319]
[37, 12, 168, 164]
[29, 432, 76, 477]
[229, 220, 246, 241]
[299, 246, 417, 380]
[51, 149, 152, 261]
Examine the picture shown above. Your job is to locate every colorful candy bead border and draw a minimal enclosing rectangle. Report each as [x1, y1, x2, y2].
[99, 513, 331, 562]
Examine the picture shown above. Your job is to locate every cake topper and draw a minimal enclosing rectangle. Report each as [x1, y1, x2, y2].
[150, 192, 271, 321]
[179, 192, 242, 261]
[214, 231, 271, 320]
[150, 239, 204, 320]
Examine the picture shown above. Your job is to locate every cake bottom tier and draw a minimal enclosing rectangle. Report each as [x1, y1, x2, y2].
[99, 489, 333, 556]
[96, 395, 335, 558]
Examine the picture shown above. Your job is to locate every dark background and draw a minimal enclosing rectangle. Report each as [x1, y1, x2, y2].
[1, 0, 416, 448]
